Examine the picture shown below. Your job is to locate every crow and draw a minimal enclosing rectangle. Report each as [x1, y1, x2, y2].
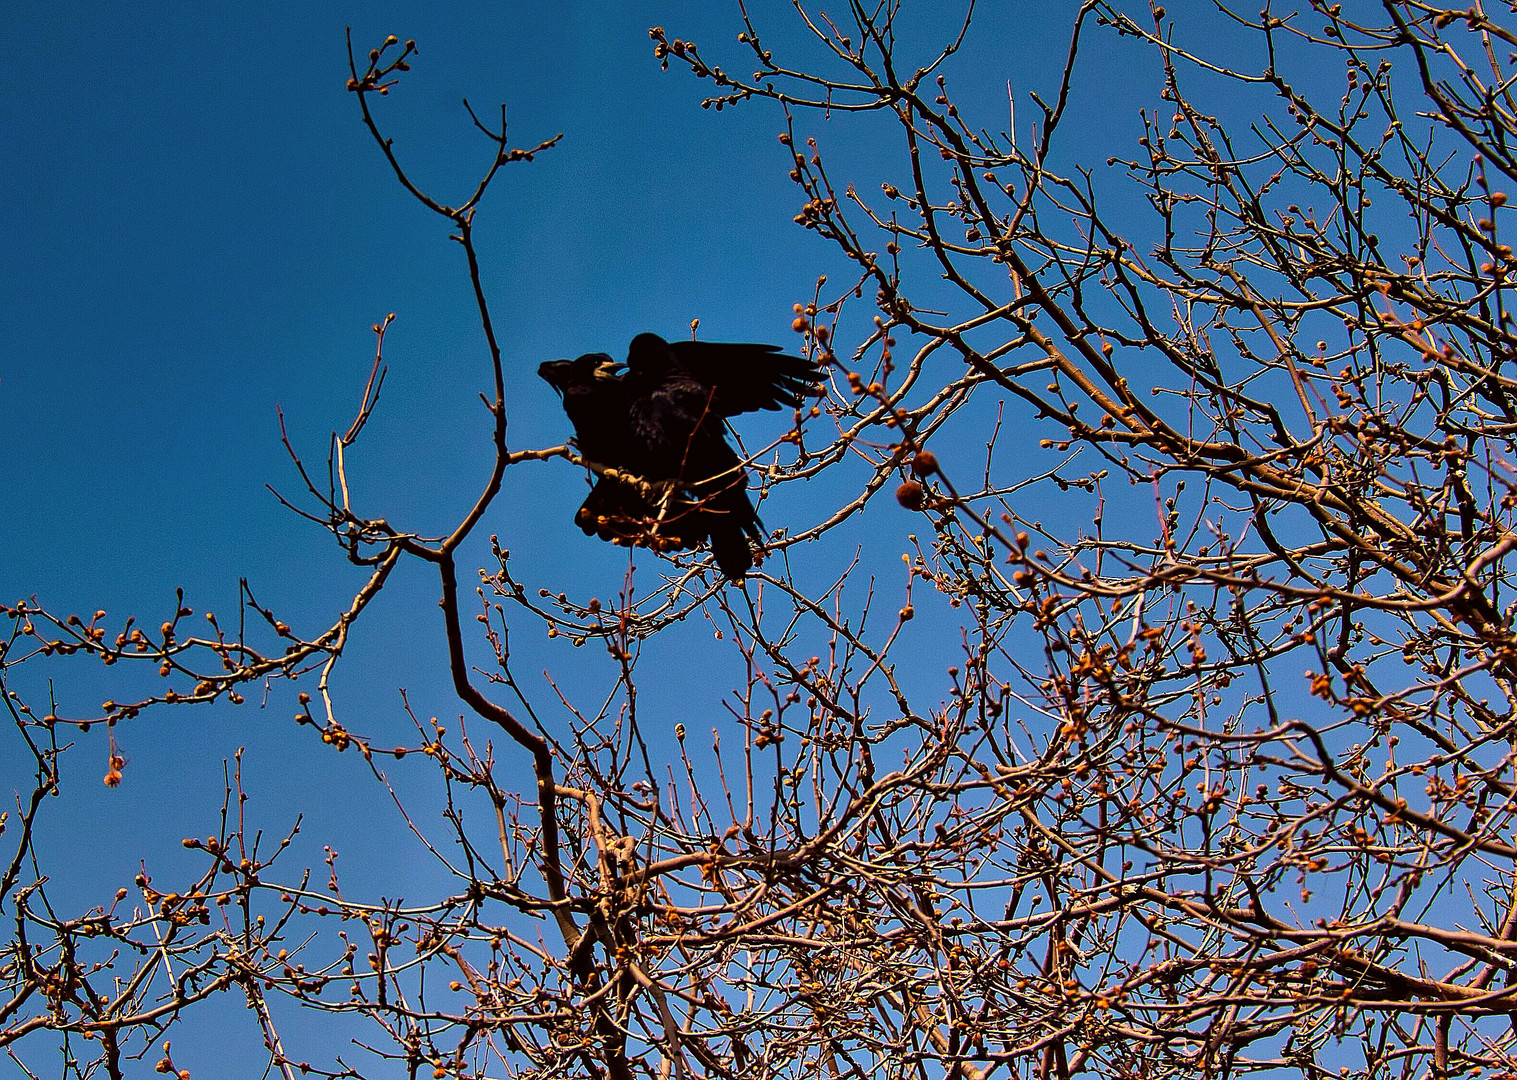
[539, 333, 821, 579]
[536, 351, 713, 556]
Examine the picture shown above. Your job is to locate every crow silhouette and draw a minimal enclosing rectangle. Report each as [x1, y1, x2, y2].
[539, 333, 821, 579]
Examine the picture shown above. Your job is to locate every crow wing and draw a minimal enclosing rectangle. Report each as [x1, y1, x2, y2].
[626, 333, 820, 417]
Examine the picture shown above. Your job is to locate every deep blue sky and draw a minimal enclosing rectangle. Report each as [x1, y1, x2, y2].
[0, 0, 1137, 794]
[0, 0, 1212, 1069]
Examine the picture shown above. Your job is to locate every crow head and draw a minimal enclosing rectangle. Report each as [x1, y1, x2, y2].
[538, 353, 620, 395]
[626, 333, 677, 380]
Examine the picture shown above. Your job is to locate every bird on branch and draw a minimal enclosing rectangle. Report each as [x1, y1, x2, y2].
[539, 332, 821, 580]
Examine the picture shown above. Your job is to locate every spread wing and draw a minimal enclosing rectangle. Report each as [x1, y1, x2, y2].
[626, 333, 822, 417]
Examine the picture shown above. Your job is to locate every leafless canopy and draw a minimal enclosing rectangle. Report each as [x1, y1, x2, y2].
[7, 3, 1517, 1078]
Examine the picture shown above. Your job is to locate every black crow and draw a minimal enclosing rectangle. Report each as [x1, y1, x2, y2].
[539, 333, 821, 579]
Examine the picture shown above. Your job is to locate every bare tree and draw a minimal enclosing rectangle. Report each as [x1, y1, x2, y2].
[8, 2, 1517, 1077]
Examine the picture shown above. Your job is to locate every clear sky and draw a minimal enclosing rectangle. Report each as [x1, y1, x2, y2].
[1, 0, 1160, 1068]
[3, 2, 856, 850]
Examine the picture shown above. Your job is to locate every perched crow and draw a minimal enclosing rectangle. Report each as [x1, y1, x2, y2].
[536, 350, 712, 556]
[539, 333, 821, 579]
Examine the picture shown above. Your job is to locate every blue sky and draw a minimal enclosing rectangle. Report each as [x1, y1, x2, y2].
[4, 3, 828, 590]
[3, 3, 847, 815]
[1, 0, 1132, 791]
[0, 0, 1180, 1068]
